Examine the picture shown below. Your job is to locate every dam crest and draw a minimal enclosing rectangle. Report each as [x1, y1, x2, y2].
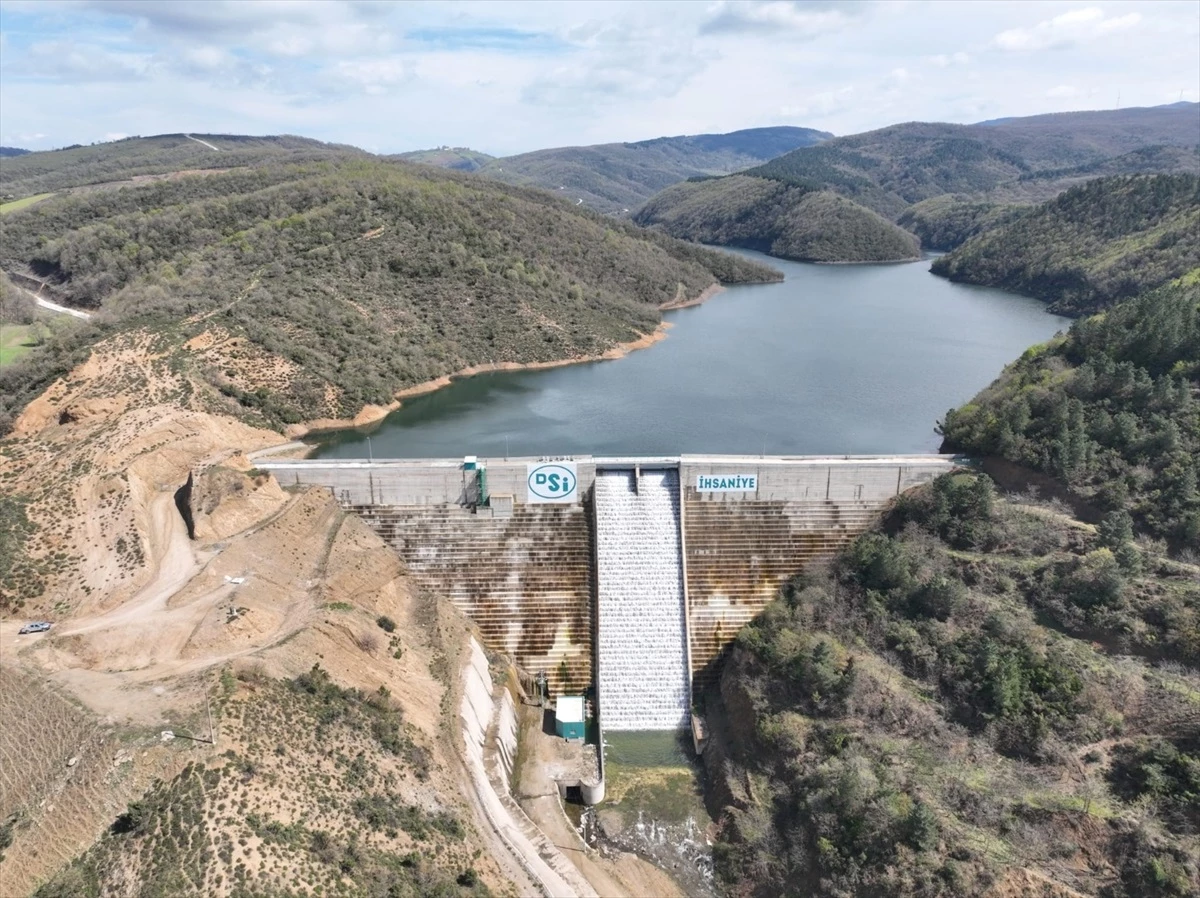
[259, 454, 959, 732]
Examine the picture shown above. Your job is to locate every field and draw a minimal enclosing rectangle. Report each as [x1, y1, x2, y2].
[0, 193, 54, 215]
[0, 323, 34, 366]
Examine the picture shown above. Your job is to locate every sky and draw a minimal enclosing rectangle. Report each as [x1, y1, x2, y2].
[1, 0, 1197, 156]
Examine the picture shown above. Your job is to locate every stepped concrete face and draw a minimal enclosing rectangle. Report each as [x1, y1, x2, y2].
[594, 470, 690, 731]
[351, 503, 593, 695]
[681, 459, 946, 694]
[260, 455, 956, 711]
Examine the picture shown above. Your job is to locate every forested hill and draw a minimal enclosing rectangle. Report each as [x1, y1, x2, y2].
[0, 133, 366, 198]
[747, 103, 1200, 217]
[476, 126, 831, 214]
[635, 104, 1198, 263]
[941, 274, 1200, 547]
[931, 174, 1200, 314]
[635, 176, 920, 263]
[0, 158, 778, 434]
[391, 147, 495, 172]
[710, 467, 1200, 898]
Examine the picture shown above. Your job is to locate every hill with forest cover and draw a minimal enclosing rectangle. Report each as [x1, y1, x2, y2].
[930, 174, 1200, 314]
[392, 146, 495, 172]
[939, 275, 1200, 548]
[746, 103, 1200, 218]
[0, 147, 31, 158]
[477, 125, 831, 215]
[0, 133, 366, 200]
[707, 471, 1200, 898]
[634, 175, 920, 262]
[896, 196, 1028, 251]
[0, 157, 778, 435]
[635, 104, 1198, 261]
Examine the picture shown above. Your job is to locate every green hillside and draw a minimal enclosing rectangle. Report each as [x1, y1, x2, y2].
[633, 105, 1197, 262]
[635, 175, 919, 262]
[0, 159, 778, 434]
[391, 147, 495, 172]
[710, 471, 1200, 898]
[987, 144, 1200, 205]
[940, 276, 1200, 547]
[931, 174, 1200, 314]
[896, 196, 1028, 251]
[749, 104, 1200, 217]
[479, 126, 831, 215]
[0, 133, 365, 200]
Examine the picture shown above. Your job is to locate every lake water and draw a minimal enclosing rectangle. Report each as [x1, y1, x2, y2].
[312, 251, 1070, 459]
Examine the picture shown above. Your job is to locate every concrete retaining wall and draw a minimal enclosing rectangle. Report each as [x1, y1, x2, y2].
[680, 456, 951, 695]
[263, 454, 958, 704]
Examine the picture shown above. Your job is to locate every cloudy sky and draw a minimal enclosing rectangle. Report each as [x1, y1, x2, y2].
[1, 0, 1197, 155]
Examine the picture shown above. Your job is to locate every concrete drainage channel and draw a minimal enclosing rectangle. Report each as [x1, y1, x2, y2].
[460, 637, 598, 898]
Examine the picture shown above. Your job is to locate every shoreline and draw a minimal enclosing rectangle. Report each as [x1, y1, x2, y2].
[286, 321, 672, 439]
[288, 280, 725, 440]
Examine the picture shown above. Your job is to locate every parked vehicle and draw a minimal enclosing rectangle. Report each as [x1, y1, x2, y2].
[17, 621, 52, 635]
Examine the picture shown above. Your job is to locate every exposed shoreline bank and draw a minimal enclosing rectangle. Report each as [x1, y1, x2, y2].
[286, 281, 726, 441]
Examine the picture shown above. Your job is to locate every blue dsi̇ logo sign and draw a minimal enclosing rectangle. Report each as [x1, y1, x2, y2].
[527, 463, 578, 503]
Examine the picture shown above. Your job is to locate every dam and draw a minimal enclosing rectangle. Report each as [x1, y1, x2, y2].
[259, 454, 958, 731]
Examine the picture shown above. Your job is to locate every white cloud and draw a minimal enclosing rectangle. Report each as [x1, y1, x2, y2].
[524, 20, 706, 108]
[0, 0, 1194, 155]
[699, 1, 866, 37]
[1045, 84, 1080, 99]
[994, 7, 1141, 52]
[928, 51, 970, 67]
[332, 57, 412, 96]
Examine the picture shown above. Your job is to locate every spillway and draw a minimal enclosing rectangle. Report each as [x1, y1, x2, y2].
[260, 454, 959, 720]
[594, 469, 691, 731]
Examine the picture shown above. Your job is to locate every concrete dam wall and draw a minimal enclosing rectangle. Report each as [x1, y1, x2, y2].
[261, 454, 958, 723]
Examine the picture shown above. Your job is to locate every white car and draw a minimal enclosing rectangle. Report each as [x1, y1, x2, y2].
[18, 621, 52, 635]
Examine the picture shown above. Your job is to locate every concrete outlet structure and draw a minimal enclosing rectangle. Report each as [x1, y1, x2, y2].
[260, 454, 958, 730]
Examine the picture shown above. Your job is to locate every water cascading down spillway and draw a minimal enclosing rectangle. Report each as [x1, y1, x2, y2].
[595, 469, 691, 731]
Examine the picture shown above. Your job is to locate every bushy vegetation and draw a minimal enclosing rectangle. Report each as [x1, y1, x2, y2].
[897, 196, 1028, 251]
[480, 126, 829, 215]
[709, 473, 1200, 898]
[0, 272, 36, 324]
[635, 176, 920, 262]
[634, 105, 1197, 262]
[940, 277, 1200, 548]
[748, 105, 1200, 217]
[0, 158, 777, 434]
[0, 494, 48, 610]
[392, 147, 494, 172]
[0, 133, 363, 199]
[931, 175, 1200, 314]
[34, 666, 490, 898]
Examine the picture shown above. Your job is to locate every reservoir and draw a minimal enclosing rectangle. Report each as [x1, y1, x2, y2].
[312, 251, 1070, 459]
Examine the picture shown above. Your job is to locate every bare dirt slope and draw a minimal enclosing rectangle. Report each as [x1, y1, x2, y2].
[0, 329, 528, 896]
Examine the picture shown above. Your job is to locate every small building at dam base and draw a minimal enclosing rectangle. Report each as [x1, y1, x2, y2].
[258, 454, 959, 739]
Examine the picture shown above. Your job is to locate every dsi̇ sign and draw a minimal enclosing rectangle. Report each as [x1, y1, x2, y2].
[527, 462, 578, 504]
[696, 474, 757, 493]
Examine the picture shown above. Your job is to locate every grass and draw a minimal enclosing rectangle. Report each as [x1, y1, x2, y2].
[0, 193, 54, 215]
[0, 324, 35, 367]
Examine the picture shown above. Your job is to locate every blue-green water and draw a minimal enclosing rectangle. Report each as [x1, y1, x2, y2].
[603, 730, 693, 768]
[312, 251, 1069, 459]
